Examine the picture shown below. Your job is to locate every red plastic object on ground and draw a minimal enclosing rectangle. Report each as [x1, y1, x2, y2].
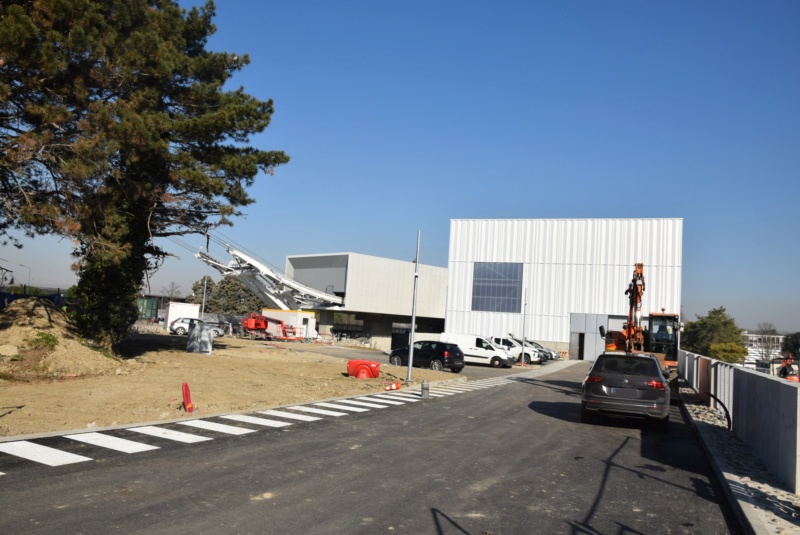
[347, 360, 381, 379]
[182, 382, 194, 413]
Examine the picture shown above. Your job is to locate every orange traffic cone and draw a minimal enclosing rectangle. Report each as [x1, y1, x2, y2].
[384, 381, 401, 391]
[182, 382, 194, 413]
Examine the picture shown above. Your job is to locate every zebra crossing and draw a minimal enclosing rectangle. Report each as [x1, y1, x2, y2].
[0, 368, 548, 475]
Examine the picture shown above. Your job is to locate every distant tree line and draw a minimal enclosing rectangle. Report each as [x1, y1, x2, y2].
[681, 306, 800, 365]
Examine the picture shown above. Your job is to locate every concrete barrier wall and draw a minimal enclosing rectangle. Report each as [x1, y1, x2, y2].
[678, 350, 799, 493]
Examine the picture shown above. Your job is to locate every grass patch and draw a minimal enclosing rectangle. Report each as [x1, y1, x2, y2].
[26, 331, 58, 352]
[85, 343, 123, 362]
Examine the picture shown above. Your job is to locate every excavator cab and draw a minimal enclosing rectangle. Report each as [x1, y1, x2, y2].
[645, 314, 681, 368]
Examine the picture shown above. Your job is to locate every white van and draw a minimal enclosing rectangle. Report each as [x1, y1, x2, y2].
[491, 336, 541, 365]
[438, 333, 515, 368]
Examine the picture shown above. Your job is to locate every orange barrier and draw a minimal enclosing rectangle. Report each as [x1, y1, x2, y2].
[347, 359, 381, 379]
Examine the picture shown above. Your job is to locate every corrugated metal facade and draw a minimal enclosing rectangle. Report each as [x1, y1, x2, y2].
[446, 219, 683, 345]
[344, 253, 447, 317]
[288, 253, 447, 318]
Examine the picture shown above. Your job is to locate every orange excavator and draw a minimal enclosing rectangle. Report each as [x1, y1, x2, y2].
[603, 263, 646, 353]
[600, 263, 682, 371]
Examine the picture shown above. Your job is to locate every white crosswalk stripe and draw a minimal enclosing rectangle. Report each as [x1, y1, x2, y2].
[284, 406, 348, 417]
[368, 394, 417, 402]
[355, 396, 405, 405]
[0, 440, 93, 466]
[333, 399, 388, 409]
[64, 432, 159, 453]
[128, 426, 212, 443]
[220, 414, 293, 428]
[176, 420, 257, 435]
[258, 409, 322, 422]
[374, 393, 420, 401]
[313, 402, 370, 412]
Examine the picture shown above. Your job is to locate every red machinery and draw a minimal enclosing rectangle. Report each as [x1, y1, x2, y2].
[241, 313, 304, 341]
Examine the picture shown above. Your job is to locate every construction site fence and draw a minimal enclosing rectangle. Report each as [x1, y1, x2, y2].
[678, 349, 799, 494]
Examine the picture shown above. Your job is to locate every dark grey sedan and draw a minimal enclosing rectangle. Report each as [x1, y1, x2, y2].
[388, 341, 465, 373]
[581, 352, 670, 431]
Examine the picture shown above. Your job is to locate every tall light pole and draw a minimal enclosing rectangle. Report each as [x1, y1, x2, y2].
[19, 264, 31, 286]
[406, 231, 421, 383]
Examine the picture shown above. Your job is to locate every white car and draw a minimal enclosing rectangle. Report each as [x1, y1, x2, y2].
[524, 339, 558, 360]
[168, 317, 224, 337]
[492, 336, 542, 364]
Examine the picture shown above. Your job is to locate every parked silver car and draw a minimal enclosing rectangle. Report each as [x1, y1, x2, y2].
[526, 339, 558, 361]
[581, 352, 670, 431]
[168, 317, 224, 338]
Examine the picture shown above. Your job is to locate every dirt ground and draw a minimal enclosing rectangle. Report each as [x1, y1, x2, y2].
[0, 298, 455, 438]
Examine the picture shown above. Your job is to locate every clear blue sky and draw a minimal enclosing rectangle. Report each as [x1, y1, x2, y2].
[2, 1, 798, 332]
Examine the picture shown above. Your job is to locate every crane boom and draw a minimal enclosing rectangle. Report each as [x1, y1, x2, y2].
[195, 246, 344, 311]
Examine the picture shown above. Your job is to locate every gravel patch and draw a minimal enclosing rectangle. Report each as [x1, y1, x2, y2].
[678, 380, 800, 534]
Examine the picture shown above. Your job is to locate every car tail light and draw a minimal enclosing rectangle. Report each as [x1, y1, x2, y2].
[584, 375, 604, 384]
[443, 350, 450, 357]
[645, 379, 666, 390]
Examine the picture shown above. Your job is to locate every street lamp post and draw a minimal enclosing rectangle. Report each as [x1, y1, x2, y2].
[406, 231, 421, 383]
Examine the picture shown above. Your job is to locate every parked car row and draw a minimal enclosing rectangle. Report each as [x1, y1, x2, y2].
[389, 332, 560, 373]
[492, 335, 560, 364]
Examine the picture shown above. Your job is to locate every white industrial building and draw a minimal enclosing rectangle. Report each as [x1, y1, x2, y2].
[286, 252, 447, 349]
[254, 218, 682, 357]
[444, 218, 683, 360]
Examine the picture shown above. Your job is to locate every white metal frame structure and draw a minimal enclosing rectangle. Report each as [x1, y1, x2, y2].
[195, 246, 343, 311]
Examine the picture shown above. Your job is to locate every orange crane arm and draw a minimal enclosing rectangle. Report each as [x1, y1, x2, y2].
[624, 263, 645, 351]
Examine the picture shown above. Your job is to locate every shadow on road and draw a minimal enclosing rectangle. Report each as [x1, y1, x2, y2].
[430, 508, 470, 534]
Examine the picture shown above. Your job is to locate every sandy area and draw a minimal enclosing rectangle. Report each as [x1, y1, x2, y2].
[0, 298, 455, 437]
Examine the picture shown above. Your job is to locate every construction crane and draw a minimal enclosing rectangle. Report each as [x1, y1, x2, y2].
[195, 245, 344, 311]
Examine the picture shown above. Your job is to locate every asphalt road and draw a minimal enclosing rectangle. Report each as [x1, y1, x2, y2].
[0, 362, 741, 534]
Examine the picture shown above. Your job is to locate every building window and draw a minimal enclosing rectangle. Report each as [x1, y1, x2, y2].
[471, 262, 523, 313]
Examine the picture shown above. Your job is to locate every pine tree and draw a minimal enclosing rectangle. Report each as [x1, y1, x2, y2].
[0, 1, 289, 348]
[682, 307, 745, 357]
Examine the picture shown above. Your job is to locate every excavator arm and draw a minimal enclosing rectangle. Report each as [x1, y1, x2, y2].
[624, 263, 645, 352]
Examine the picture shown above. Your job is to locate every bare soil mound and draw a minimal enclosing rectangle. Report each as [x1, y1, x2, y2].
[0, 297, 121, 381]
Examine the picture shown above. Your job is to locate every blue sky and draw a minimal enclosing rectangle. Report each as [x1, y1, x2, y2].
[2, 1, 798, 332]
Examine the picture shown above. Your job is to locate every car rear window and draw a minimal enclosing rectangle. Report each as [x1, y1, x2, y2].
[596, 356, 658, 375]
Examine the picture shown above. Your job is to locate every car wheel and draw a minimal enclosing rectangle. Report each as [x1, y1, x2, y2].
[490, 357, 503, 368]
[175, 327, 187, 335]
[451, 367, 463, 374]
[430, 359, 444, 371]
[580, 407, 595, 424]
[522, 353, 531, 365]
[389, 355, 402, 366]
